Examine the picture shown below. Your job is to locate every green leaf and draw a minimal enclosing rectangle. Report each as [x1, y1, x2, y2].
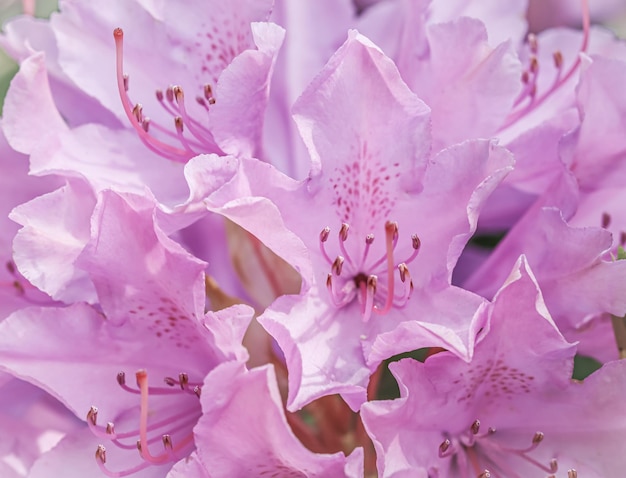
[0, 49, 18, 114]
[572, 354, 602, 380]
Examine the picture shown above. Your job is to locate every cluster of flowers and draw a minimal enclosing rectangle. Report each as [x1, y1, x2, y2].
[1, 0, 626, 477]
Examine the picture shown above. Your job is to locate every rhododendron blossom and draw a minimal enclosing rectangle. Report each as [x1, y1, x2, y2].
[1, 1, 626, 477]
[202, 31, 513, 411]
[362, 258, 626, 477]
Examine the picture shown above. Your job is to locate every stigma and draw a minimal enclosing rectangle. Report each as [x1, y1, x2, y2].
[321, 221, 419, 322]
[87, 369, 202, 476]
[113, 28, 223, 163]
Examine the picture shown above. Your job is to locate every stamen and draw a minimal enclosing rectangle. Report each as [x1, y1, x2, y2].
[602, 212, 611, 229]
[174, 116, 197, 153]
[395, 263, 413, 306]
[332, 256, 345, 276]
[178, 373, 189, 390]
[89, 408, 197, 443]
[174, 116, 184, 134]
[204, 84, 216, 105]
[338, 223, 356, 269]
[326, 274, 353, 308]
[95, 444, 152, 477]
[117, 370, 197, 396]
[96, 445, 107, 464]
[471, 420, 481, 435]
[162, 435, 178, 461]
[320, 222, 420, 319]
[438, 439, 454, 458]
[113, 28, 191, 163]
[326, 274, 335, 302]
[319, 227, 333, 264]
[87, 406, 98, 426]
[550, 459, 558, 473]
[132, 104, 143, 123]
[91, 370, 202, 475]
[339, 223, 350, 241]
[568, 470, 578, 478]
[362, 234, 374, 267]
[172, 86, 218, 149]
[499, 0, 590, 131]
[531, 432, 543, 446]
[112, 28, 222, 163]
[438, 421, 559, 477]
[361, 276, 377, 323]
[320, 227, 331, 242]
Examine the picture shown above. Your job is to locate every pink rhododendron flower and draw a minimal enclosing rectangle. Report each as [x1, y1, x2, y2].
[203, 31, 513, 410]
[463, 51, 626, 362]
[1, 0, 626, 476]
[355, 0, 626, 233]
[3, 0, 284, 157]
[362, 258, 626, 477]
[1, 0, 285, 217]
[0, 191, 253, 476]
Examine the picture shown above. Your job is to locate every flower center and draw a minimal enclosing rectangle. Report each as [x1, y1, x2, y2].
[113, 28, 223, 163]
[431, 419, 577, 478]
[88, 369, 201, 476]
[320, 221, 419, 322]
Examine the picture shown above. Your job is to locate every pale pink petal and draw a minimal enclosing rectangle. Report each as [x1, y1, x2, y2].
[2, 52, 66, 155]
[191, 362, 360, 477]
[10, 180, 97, 303]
